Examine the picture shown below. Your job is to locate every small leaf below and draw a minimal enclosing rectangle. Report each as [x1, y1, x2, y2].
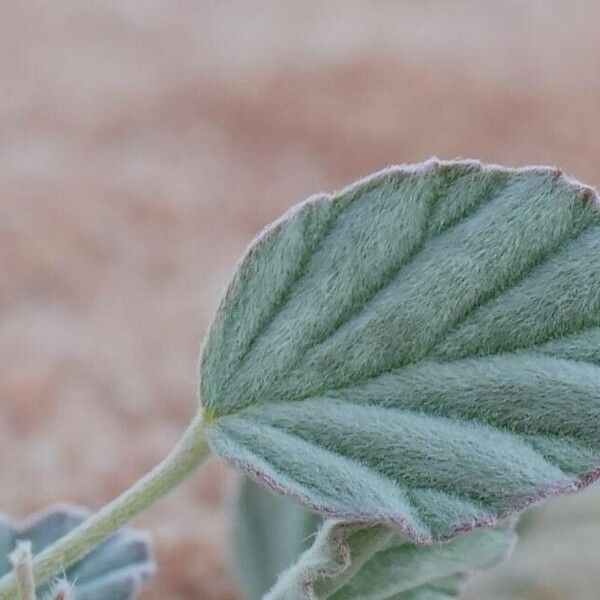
[233, 481, 516, 600]
[0, 505, 155, 600]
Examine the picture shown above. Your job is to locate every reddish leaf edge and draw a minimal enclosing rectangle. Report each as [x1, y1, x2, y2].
[217, 453, 600, 545]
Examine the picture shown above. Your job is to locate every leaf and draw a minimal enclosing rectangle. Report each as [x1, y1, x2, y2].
[0, 505, 155, 600]
[201, 158, 600, 542]
[233, 477, 514, 600]
[233, 478, 321, 599]
[465, 481, 600, 599]
[264, 507, 515, 600]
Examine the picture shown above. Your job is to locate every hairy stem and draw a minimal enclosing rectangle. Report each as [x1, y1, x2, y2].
[0, 413, 210, 599]
[9, 541, 36, 600]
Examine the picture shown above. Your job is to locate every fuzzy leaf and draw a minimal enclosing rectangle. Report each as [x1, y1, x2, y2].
[233, 478, 514, 600]
[233, 478, 321, 599]
[263, 508, 514, 599]
[0, 505, 154, 599]
[201, 158, 600, 542]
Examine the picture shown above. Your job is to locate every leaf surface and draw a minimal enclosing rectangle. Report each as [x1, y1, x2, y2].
[201, 158, 600, 541]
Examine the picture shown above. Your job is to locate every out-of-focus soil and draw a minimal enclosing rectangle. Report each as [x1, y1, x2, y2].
[2, 2, 600, 597]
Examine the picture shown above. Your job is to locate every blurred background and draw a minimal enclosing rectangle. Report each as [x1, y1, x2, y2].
[2, 1, 600, 598]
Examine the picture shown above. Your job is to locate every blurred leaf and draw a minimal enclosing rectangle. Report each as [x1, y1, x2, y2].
[0, 505, 154, 600]
[201, 158, 600, 542]
[465, 482, 600, 600]
[233, 478, 320, 599]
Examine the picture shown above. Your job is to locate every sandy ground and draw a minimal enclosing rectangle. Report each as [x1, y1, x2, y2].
[3, 2, 600, 597]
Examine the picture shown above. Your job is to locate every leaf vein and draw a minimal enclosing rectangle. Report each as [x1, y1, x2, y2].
[239, 402, 575, 508]
[428, 222, 600, 361]
[286, 169, 504, 375]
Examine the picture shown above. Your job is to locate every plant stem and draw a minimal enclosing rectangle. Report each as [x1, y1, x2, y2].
[9, 541, 36, 600]
[0, 413, 210, 599]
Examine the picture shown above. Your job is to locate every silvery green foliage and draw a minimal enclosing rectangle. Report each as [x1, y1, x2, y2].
[0, 505, 154, 599]
[465, 482, 600, 599]
[229, 483, 515, 600]
[201, 158, 600, 542]
[267, 522, 514, 600]
[233, 478, 320, 599]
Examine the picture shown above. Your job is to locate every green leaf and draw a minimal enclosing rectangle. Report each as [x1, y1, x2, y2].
[233, 477, 514, 600]
[264, 506, 514, 600]
[233, 478, 321, 599]
[201, 158, 600, 542]
[0, 505, 154, 599]
[465, 482, 600, 599]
